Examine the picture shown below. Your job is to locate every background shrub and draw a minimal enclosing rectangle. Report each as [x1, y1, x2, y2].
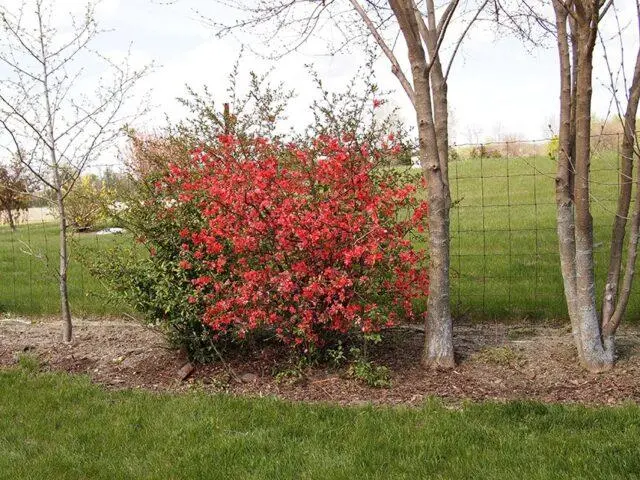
[62, 175, 108, 231]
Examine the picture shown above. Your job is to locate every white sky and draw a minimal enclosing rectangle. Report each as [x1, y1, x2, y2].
[6, 0, 640, 150]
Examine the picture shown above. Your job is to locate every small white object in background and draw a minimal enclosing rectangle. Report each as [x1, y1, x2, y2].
[108, 201, 128, 214]
[95, 227, 126, 235]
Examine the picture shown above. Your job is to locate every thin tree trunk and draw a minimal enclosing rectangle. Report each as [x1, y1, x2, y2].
[602, 39, 640, 346]
[553, 1, 614, 372]
[573, 29, 612, 370]
[37, 2, 73, 343]
[423, 0, 450, 183]
[553, 5, 582, 356]
[604, 177, 640, 350]
[602, 45, 640, 329]
[7, 208, 16, 231]
[56, 187, 72, 342]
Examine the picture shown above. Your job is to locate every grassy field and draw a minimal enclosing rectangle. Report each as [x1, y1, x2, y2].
[448, 149, 639, 320]
[0, 222, 131, 316]
[1, 368, 639, 479]
[0, 149, 637, 321]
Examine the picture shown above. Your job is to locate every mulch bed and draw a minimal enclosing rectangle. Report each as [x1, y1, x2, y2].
[1, 317, 638, 406]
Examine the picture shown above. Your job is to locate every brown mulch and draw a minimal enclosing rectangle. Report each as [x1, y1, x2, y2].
[1, 317, 639, 406]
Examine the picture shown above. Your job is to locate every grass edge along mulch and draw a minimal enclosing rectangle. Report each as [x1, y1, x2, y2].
[1, 368, 639, 480]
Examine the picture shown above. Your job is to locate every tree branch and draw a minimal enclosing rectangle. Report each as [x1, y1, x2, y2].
[348, 0, 416, 106]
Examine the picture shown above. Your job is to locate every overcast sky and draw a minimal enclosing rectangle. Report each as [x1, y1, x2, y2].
[4, 0, 639, 149]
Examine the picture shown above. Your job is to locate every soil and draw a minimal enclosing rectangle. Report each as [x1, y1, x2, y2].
[1, 317, 639, 406]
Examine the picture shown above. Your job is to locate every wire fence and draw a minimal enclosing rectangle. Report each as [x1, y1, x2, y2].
[0, 162, 130, 316]
[0, 217, 132, 316]
[0, 134, 638, 321]
[449, 132, 638, 320]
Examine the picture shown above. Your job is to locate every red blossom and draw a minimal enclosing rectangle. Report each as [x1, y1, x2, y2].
[154, 134, 429, 347]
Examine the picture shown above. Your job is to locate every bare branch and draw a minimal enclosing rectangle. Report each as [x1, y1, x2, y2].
[0, 9, 44, 65]
[0, 92, 53, 149]
[348, 0, 416, 106]
[445, 0, 491, 79]
[0, 116, 55, 190]
[410, 0, 460, 76]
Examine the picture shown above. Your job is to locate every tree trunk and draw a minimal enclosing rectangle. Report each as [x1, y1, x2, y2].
[56, 186, 73, 342]
[602, 36, 640, 345]
[38, 3, 73, 343]
[572, 25, 613, 371]
[421, 3, 454, 367]
[603, 45, 640, 321]
[422, 178, 454, 368]
[554, 1, 640, 371]
[553, 5, 582, 357]
[6, 208, 16, 231]
[389, 0, 454, 368]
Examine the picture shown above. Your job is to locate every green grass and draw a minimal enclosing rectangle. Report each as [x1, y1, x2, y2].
[1, 368, 639, 479]
[447, 150, 639, 320]
[0, 222, 131, 316]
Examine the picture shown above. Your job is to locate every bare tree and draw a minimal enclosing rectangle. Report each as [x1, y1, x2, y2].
[0, 0, 148, 342]
[552, 0, 640, 371]
[207, 0, 497, 368]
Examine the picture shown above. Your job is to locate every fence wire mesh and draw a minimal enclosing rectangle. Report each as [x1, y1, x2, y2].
[0, 163, 130, 316]
[449, 132, 637, 320]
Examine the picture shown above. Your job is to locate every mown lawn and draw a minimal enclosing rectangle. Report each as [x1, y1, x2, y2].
[0, 368, 639, 479]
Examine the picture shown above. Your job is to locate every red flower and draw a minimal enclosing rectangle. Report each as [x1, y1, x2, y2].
[152, 133, 428, 347]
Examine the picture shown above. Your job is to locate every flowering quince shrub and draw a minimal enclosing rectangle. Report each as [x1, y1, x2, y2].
[153, 133, 429, 349]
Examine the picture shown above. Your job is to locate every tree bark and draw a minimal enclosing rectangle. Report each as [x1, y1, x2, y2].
[572, 20, 612, 371]
[602, 45, 640, 332]
[389, 0, 454, 368]
[56, 186, 73, 342]
[550, 0, 637, 372]
[553, 4, 582, 356]
[602, 34, 640, 344]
